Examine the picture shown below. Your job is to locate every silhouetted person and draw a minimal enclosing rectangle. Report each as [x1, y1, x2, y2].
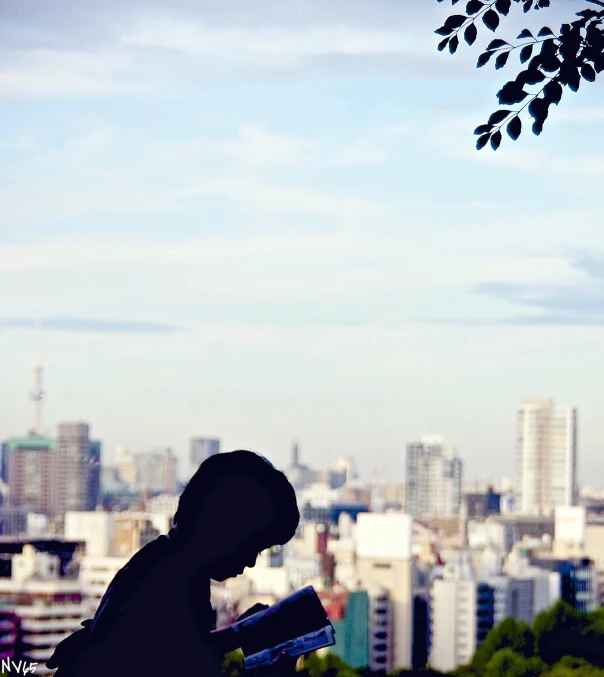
[47, 450, 300, 677]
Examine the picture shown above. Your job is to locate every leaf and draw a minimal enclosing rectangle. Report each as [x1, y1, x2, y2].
[523, 0, 533, 11]
[465, 23, 478, 45]
[537, 26, 555, 36]
[527, 54, 543, 72]
[444, 14, 469, 30]
[435, 26, 454, 36]
[532, 118, 545, 135]
[487, 38, 510, 50]
[438, 37, 451, 51]
[495, 0, 512, 14]
[543, 79, 563, 104]
[524, 69, 546, 84]
[541, 54, 561, 72]
[567, 66, 581, 91]
[474, 124, 493, 134]
[541, 38, 557, 58]
[476, 133, 491, 150]
[449, 35, 460, 53]
[490, 131, 503, 149]
[517, 29, 534, 39]
[520, 45, 533, 63]
[477, 51, 495, 67]
[483, 9, 500, 31]
[488, 109, 512, 125]
[528, 97, 547, 121]
[466, 0, 484, 14]
[507, 116, 522, 140]
[497, 81, 529, 104]
[581, 63, 597, 81]
[495, 51, 510, 69]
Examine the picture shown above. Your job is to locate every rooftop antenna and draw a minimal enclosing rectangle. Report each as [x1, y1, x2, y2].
[28, 319, 45, 437]
[291, 439, 299, 468]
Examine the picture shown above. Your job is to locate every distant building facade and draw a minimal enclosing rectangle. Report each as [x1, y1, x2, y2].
[56, 423, 101, 515]
[406, 436, 463, 518]
[7, 424, 100, 520]
[6, 437, 55, 516]
[189, 438, 220, 480]
[355, 513, 414, 672]
[430, 578, 495, 672]
[516, 398, 578, 516]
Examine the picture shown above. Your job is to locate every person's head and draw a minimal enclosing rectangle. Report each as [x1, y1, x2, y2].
[172, 450, 299, 581]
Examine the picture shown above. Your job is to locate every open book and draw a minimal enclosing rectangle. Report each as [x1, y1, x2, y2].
[221, 586, 336, 669]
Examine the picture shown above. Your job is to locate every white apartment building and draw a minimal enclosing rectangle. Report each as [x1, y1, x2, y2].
[64, 511, 114, 557]
[406, 436, 463, 519]
[329, 513, 357, 589]
[0, 545, 88, 676]
[516, 398, 578, 516]
[430, 576, 494, 671]
[355, 512, 413, 672]
[146, 494, 180, 518]
[78, 556, 129, 615]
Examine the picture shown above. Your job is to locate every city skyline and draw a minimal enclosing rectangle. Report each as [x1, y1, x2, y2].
[4, 344, 597, 486]
[2, 0, 604, 485]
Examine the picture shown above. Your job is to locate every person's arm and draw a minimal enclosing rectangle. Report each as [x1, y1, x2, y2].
[209, 625, 239, 654]
[209, 602, 268, 654]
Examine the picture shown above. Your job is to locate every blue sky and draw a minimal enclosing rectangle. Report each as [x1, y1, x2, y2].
[2, 0, 604, 485]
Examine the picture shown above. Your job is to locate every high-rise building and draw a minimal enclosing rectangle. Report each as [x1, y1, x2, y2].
[515, 398, 578, 516]
[56, 423, 101, 515]
[189, 438, 220, 480]
[6, 437, 55, 515]
[135, 448, 178, 494]
[324, 590, 370, 669]
[355, 513, 414, 672]
[405, 436, 463, 519]
[429, 578, 495, 672]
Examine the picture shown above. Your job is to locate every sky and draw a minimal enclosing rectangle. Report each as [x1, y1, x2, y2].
[1, 0, 604, 485]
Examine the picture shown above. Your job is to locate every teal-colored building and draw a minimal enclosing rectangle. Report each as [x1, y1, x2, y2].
[329, 590, 369, 669]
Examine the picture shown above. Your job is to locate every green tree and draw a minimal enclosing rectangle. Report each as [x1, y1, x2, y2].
[222, 649, 246, 677]
[542, 656, 604, 677]
[484, 648, 546, 677]
[471, 618, 535, 669]
[434, 0, 604, 149]
[532, 601, 604, 668]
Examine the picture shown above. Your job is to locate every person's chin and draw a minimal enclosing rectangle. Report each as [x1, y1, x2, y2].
[212, 568, 243, 581]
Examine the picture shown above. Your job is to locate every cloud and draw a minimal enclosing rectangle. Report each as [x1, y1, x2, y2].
[425, 253, 604, 326]
[574, 253, 604, 279]
[0, 1, 459, 98]
[0, 48, 154, 98]
[171, 178, 380, 217]
[0, 318, 183, 333]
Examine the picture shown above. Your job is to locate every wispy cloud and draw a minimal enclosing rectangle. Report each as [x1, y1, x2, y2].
[0, 318, 183, 333]
[425, 253, 604, 326]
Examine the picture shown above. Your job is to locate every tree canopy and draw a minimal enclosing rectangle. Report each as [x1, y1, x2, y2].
[221, 601, 604, 677]
[434, 0, 604, 149]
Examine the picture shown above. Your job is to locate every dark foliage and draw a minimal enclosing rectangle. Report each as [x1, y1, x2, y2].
[434, 0, 604, 149]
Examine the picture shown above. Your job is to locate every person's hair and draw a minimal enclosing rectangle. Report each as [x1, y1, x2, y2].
[173, 449, 299, 547]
